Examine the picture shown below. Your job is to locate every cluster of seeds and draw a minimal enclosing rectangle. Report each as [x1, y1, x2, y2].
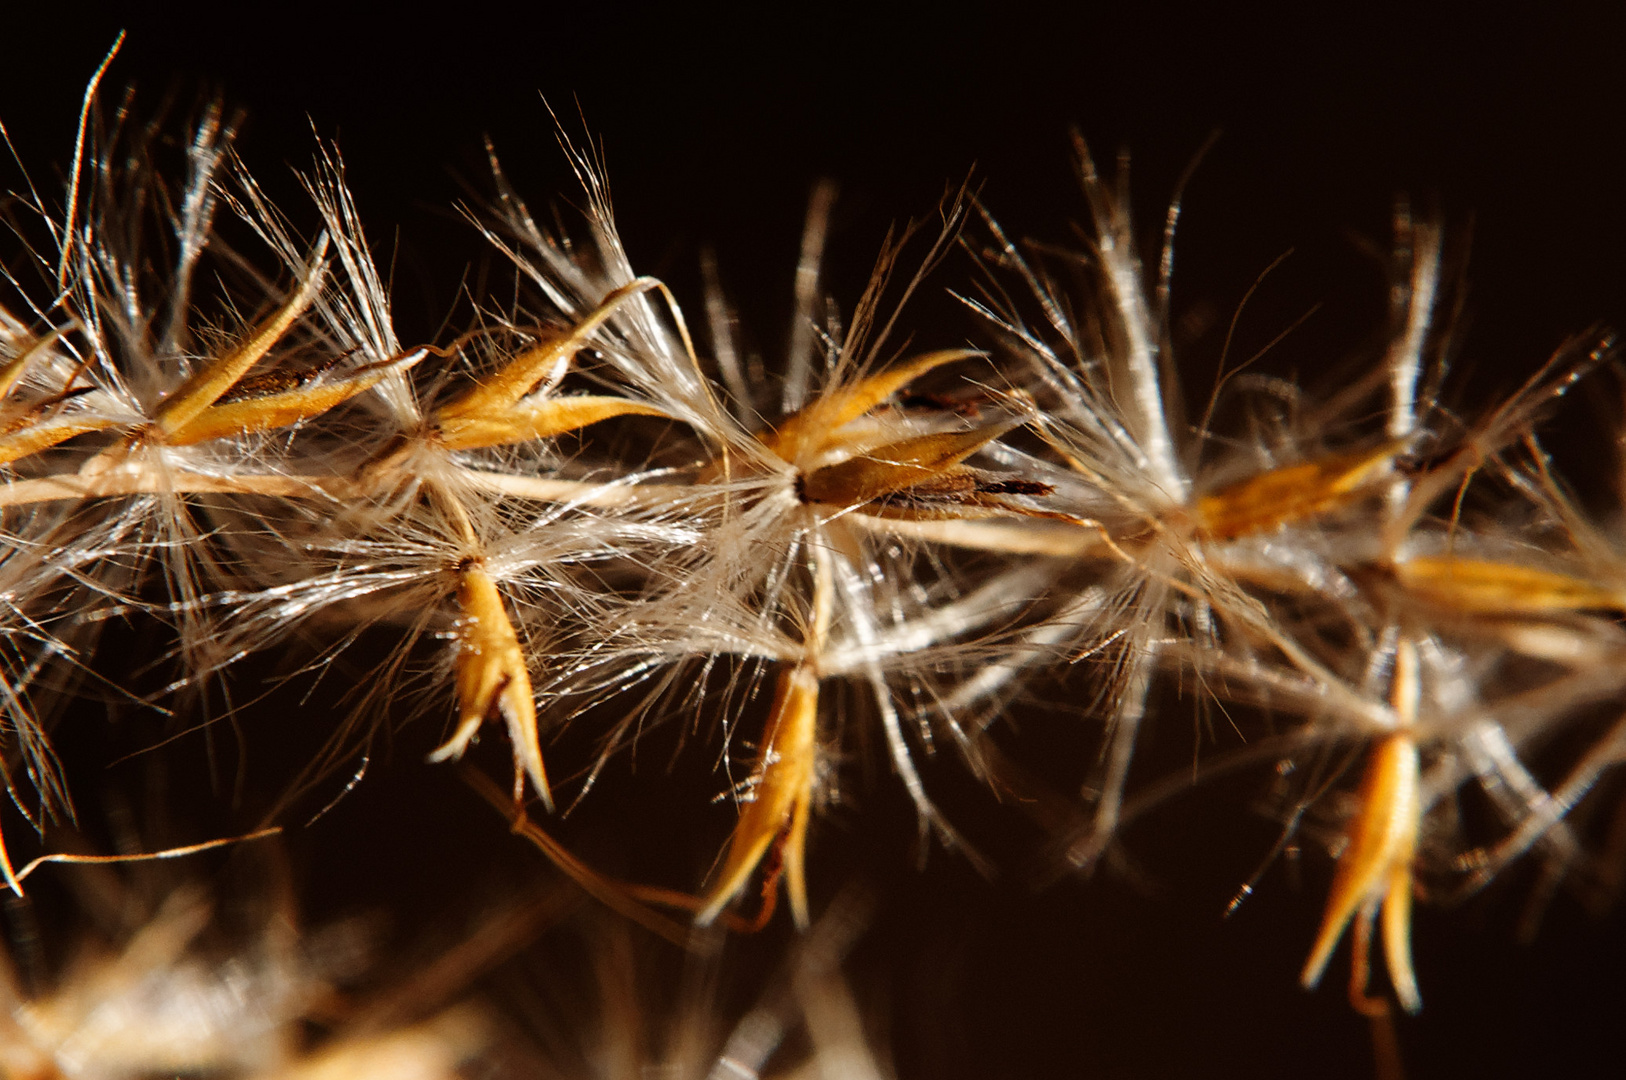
[3, 73, 1623, 1061]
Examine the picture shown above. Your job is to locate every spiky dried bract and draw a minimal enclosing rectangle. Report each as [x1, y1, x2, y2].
[1390, 555, 1626, 615]
[1300, 639, 1423, 1015]
[161, 347, 425, 447]
[432, 279, 673, 452]
[1194, 441, 1403, 541]
[439, 561, 550, 809]
[697, 663, 819, 929]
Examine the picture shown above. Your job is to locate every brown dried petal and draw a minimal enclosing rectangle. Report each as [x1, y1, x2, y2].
[799, 422, 1017, 508]
[697, 664, 819, 929]
[430, 564, 551, 811]
[1394, 556, 1626, 616]
[154, 237, 329, 436]
[436, 395, 666, 452]
[1196, 442, 1400, 541]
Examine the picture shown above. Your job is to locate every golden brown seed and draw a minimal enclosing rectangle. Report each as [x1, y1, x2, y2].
[1393, 555, 1626, 615]
[431, 563, 552, 812]
[1195, 443, 1400, 542]
[697, 663, 820, 929]
[1301, 640, 1423, 1014]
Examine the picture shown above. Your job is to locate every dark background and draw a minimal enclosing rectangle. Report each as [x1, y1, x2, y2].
[3, 3, 1624, 1077]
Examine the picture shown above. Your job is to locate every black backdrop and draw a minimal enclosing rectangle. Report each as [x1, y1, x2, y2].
[2, 3, 1624, 1077]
